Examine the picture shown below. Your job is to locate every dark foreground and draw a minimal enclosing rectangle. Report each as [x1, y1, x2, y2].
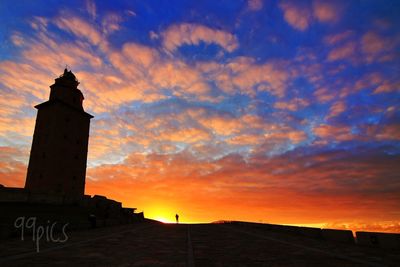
[0, 222, 399, 267]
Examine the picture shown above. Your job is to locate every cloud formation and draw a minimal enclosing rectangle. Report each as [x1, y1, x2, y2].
[248, 0, 263, 11]
[279, 0, 343, 31]
[279, 1, 312, 31]
[162, 23, 239, 53]
[313, 0, 342, 23]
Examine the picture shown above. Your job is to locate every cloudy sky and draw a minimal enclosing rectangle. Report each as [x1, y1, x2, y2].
[0, 0, 399, 231]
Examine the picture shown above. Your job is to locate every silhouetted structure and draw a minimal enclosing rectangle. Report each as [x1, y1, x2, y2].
[0, 69, 145, 240]
[25, 69, 93, 198]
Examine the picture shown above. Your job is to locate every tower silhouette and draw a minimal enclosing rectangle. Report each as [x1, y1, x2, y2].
[25, 69, 93, 198]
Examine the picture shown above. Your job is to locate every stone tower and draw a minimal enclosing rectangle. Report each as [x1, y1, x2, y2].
[25, 69, 93, 198]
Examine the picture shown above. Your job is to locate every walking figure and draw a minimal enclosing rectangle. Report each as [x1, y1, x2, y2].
[175, 214, 179, 224]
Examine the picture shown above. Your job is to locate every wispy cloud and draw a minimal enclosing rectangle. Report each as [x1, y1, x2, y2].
[279, 0, 344, 31]
[162, 23, 239, 53]
[55, 14, 103, 47]
[313, 0, 342, 23]
[326, 101, 346, 119]
[248, 0, 263, 11]
[327, 41, 356, 62]
[279, 1, 312, 31]
[86, 0, 97, 20]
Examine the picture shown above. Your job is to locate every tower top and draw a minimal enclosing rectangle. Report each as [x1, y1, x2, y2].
[63, 68, 78, 81]
[54, 68, 80, 89]
[42, 68, 92, 116]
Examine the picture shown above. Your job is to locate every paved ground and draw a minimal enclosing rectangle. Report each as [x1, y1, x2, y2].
[0, 222, 399, 266]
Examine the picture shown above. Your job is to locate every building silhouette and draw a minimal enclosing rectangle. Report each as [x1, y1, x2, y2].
[0, 69, 144, 237]
[24, 69, 93, 197]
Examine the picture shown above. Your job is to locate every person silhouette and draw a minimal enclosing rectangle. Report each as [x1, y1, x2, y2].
[175, 214, 179, 224]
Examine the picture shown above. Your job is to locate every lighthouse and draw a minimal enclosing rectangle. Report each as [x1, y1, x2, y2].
[25, 69, 93, 198]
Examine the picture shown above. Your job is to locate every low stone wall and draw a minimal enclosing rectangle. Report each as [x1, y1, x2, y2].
[0, 192, 144, 239]
[356, 231, 400, 249]
[321, 229, 354, 243]
[299, 227, 323, 239]
[230, 221, 400, 250]
[0, 188, 83, 205]
[0, 188, 29, 202]
[230, 221, 357, 243]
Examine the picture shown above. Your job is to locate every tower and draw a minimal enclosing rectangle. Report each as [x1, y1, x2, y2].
[25, 69, 93, 198]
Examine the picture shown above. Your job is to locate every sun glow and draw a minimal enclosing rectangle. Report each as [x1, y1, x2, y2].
[153, 216, 175, 224]
[145, 205, 178, 224]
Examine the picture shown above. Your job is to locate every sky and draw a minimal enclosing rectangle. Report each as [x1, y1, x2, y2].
[0, 0, 399, 231]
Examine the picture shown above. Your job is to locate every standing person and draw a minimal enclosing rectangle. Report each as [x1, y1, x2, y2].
[175, 214, 179, 224]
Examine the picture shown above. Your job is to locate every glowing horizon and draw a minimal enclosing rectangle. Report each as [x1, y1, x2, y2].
[0, 0, 399, 233]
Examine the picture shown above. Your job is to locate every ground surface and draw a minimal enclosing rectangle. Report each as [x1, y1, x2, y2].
[0, 222, 398, 266]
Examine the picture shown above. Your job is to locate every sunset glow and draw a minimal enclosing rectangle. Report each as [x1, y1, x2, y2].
[0, 0, 399, 233]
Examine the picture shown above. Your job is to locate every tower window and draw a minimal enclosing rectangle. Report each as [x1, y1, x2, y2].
[42, 152, 46, 158]
[65, 117, 70, 123]
[73, 175, 77, 180]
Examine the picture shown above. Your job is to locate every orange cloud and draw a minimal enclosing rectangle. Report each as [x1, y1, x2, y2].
[0, 91, 28, 117]
[376, 124, 400, 140]
[279, 1, 312, 31]
[326, 101, 346, 119]
[30, 16, 48, 32]
[0, 61, 52, 100]
[279, 0, 344, 31]
[313, 87, 336, 103]
[227, 134, 263, 146]
[373, 81, 400, 94]
[364, 123, 400, 141]
[313, 0, 342, 23]
[196, 57, 291, 97]
[230, 58, 290, 97]
[361, 31, 398, 63]
[327, 41, 356, 61]
[323, 30, 353, 45]
[1, 11, 299, 119]
[102, 13, 123, 35]
[162, 23, 239, 53]
[353, 72, 383, 91]
[0, 117, 35, 137]
[274, 98, 309, 111]
[157, 127, 212, 144]
[10, 32, 24, 46]
[0, 146, 27, 188]
[199, 116, 241, 136]
[265, 127, 307, 144]
[55, 14, 103, 47]
[313, 124, 354, 141]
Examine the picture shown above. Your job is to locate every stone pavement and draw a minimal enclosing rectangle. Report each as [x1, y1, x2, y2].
[0, 222, 399, 266]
